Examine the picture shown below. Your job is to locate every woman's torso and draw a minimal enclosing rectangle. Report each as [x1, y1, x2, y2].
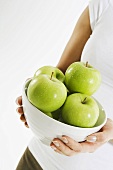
[29, 1, 113, 169]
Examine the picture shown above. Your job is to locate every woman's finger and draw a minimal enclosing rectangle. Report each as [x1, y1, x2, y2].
[59, 136, 82, 152]
[50, 144, 63, 154]
[51, 138, 77, 156]
[86, 131, 110, 144]
[16, 107, 24, 115]
[82, 131, 109, 153]
[20, 114, 26, 122]
[16, 96, 22, 106]
[86, 118, 113, 143]
[24, 122, 29, 128]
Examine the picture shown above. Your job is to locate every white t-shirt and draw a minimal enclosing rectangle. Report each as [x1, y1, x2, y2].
[28, 0, 113, 169]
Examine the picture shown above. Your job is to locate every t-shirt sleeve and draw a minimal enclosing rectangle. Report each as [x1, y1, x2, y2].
[88, 0, 109, 31]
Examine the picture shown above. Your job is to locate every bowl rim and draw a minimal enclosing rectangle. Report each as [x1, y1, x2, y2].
[23, 79, 107, 131]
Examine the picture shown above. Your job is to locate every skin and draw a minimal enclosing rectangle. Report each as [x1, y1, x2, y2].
[16, 6, 113, 156]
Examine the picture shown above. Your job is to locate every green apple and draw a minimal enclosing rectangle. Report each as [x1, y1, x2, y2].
[34, 65, 65, 82]
[27, 73, 67, 113]
[52, 108, 62, 120]
[44, 108, 61, 120]
[44, 112, 53, 118]
[61, 93, 99, 128]
[65, 62, 101, 95]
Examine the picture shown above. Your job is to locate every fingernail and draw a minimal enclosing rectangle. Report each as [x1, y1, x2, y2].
[51, 146, 57, 150]
[61, 137, 68, 144]
[15, 99, 19, 105]
[52, 141, 60, 147]
[86, 136, 97, 142]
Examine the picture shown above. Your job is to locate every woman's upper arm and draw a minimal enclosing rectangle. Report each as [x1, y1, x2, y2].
[69, 6, 92, 54]
[57, 6, 92, 73]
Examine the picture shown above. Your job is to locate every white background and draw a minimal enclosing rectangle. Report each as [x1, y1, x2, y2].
[0, 0, 88, 169]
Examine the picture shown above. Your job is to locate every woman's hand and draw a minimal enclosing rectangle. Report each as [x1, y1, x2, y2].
[16, 96, 29, 128]
[50, 118, 113, 156]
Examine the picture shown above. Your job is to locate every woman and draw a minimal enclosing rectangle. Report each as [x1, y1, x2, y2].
[16, 0, 113, 169]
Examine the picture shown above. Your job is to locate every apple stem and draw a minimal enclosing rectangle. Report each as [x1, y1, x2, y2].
[50, 72, 54, 80]
[82, 97, 87, 104]
[86, 61, 88, 67]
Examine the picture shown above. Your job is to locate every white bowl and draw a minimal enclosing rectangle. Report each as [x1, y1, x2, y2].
[22, 80, 107, 146]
